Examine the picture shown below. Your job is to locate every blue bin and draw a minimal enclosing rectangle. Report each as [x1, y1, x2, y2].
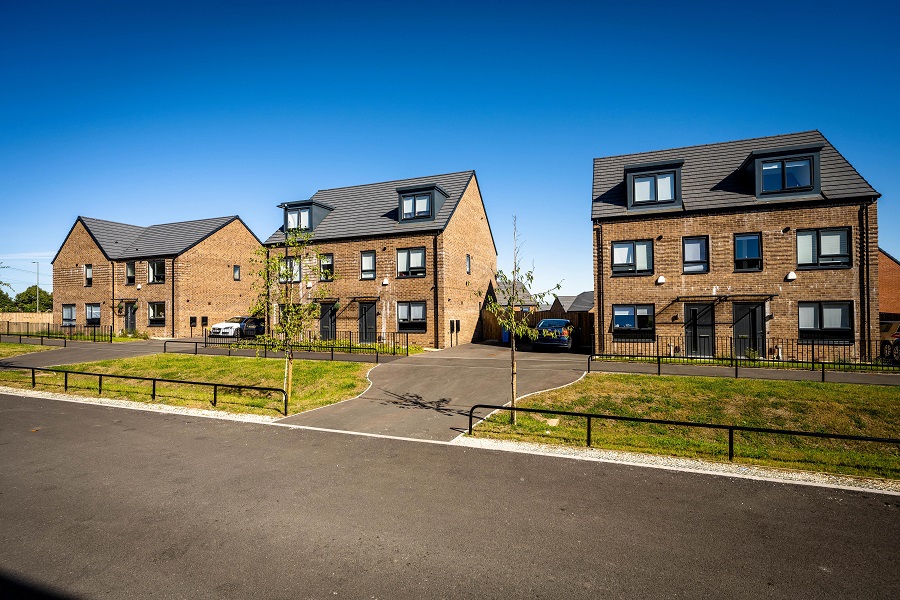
[501, 327, 510, 343]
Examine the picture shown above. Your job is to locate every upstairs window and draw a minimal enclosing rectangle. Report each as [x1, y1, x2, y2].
[633, 172, 675, 204]
[797, 228, 850, 268]
[799, 301, 853, 342]
[85, 303, 101, 326]
[612, 240, 653, 275]
[397, 248, 426, 278]
[360, 251, 376, 280]
[398, 301, 427, 332]
[401, 193, 432, 220]
[278, 257, 301, 283]
[734, 233, 762, 271]
[466, 254, 471, 274]
[62, 304, 76, 327]
[148, 260, 165, 284]
[762, 158, 812, 193]
[319, 254, 334, 282]
[84, 264, 93, 287]
[612, 304, 655, 341]
[233, 265, 241, 281]
[125, 262, 135, 285]
[683, 237, 709, 274]
[287, 207, 310, 230]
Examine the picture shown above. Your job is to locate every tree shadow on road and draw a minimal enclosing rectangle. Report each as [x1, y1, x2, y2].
[376, 389, 471, 417]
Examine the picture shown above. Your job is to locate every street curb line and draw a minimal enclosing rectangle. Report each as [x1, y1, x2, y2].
[273, 363, 379, 422]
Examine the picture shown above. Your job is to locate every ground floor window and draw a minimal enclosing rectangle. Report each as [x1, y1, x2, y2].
[397, 301, 427, 332]
[148, 302, 166, 327]
[798, 301, 853, 342]
[612, 304, 655, 341]
[62, 304, 76, 326]
[85, 303, 101, 326]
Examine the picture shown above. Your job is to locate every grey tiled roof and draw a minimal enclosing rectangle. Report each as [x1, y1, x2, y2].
[263, 171, 477, 245]
[56, 216, 250, 262]
[495, 279, 536, 307]
[592, 131, 879, 221]
[568, 290, 595, 313]
[554, 295, 576, 311]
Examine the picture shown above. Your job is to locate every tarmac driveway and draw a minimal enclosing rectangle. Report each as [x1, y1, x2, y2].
[277, 342, 587, 440]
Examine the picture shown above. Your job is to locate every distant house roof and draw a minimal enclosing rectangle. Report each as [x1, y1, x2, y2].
[494, 279, 537, 307]
[53, 215, 257, 263]
[592, 130, 879, 221]
[264, 170, 495, 253]
[554, 291, 594, 313]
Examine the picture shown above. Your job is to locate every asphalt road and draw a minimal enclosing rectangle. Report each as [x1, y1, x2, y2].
[278, 343, 588, 440]
[1, 392, 897, 599]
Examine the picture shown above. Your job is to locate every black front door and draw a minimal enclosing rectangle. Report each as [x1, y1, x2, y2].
[319, 303, 336, 340]
[685, 303, 715, 357]
[733, 303, 764, 358]
[124, 302, 137, 332]
[358, 302, 376, 344]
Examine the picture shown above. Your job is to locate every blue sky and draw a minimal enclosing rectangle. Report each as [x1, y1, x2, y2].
[1, 0, 897, 299]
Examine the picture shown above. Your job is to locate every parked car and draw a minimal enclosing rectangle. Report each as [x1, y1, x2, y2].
[880, 321, 900, 362]
[209, 316, 265, 338]
[533, 318, 574, 351]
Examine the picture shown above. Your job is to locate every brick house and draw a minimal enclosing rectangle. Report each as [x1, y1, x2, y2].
[591, 131, 880, 360]
[52, 216, 261, 338]
[262, 171, 496, 348]
[878, 248, 900, 320]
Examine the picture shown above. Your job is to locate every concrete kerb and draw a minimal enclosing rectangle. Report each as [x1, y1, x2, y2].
[272, 363, 380, 422]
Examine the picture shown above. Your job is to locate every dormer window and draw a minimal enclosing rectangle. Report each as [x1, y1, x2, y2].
[624, 160, 683, 210]
[401, 193, 432, 220]
[633, 172, 675, 204]
[742, 144, 822, 199]
[287, 207, 310, 230]
[762, 158, 812, 193]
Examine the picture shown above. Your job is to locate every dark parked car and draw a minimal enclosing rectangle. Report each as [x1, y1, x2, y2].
[209, 316, 265, 338]
[533, 319, 574, 351]
[880, 321, 900, 363]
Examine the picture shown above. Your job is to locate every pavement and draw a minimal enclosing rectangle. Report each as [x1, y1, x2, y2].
[1, 391, 897, 599]
[277, 343, 588, 440]
[0, 339, 167, 368]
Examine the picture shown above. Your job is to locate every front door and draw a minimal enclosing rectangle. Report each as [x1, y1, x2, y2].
[358, 302, 376, 344]
[124, 302, 137, 333]
[733, 303, 764, 358]
[685, 303, 715, 357]
[319, 303, 336, 340]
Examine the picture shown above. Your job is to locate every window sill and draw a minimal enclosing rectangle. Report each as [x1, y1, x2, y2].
[397, 274, 427, 279]
[733, 268, 763, 273]
[399, 328, 427, 333]
[148, 323, 166, 327]
[611, 272, 654, 277]
[682, 270, 709, 275]
[796, 265, 852, 271]
[148, 281, 166, 285]
[797, 339, 853, 345]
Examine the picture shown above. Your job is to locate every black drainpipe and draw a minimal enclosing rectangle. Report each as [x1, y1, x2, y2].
[864, 200, 873, 360]
[171, 257, 176, 338]
[433, 234, 440, 349]
[857, 204, 868, 361]
[597, 223, 604, 354]
[111, 260, 115, 333]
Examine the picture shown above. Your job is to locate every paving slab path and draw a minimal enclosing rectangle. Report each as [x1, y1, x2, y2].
[277, 342, 587, 440]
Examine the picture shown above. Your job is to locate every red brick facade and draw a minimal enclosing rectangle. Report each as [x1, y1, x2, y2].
[879, 248, 900, 317]
[52, 218, 261, 338]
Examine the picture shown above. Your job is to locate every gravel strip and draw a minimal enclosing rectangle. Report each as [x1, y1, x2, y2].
[454, 436, 900, 495]
[0, 385, 279, 424]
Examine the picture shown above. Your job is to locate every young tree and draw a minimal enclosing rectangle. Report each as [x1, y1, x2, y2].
[249, 229, 332, 405]
[482, 217, 560, 424]
[0, 263, 12, 311]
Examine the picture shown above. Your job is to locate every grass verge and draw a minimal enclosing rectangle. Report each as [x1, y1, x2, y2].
[473, 373, 900, 479]
[0, 354, 371, 416]
[0, 342, 56, 359]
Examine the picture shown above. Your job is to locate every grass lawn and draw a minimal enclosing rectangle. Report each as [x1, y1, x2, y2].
[0, 354, 372, 416]
[473, 373, 900, 479]
[0, 342, 56, 359]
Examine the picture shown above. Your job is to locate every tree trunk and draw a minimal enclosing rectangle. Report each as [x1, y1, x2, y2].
[286, 352, 294, 405]
[510, 333, 517, 425]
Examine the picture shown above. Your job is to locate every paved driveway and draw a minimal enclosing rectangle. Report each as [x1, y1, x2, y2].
[0, 340, 167, 368]
[278, 343, 587, 440]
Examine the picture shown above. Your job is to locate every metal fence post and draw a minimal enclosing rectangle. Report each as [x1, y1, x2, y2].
[728, 428, 734, 461]
[657, 354, 661, 376]
[31, 368, 35, 388]
[587, 416, 592, 447]
[822, 362, 826, 383]
[152, 379, 157, 400]
[64, 371, 68, 391]
[213, 384, 217, 406]
[98, 374, 102, 395]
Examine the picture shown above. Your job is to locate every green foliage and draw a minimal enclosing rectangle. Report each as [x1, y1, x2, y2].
[0, 288, 15, 312]
[248, 229, 333, 400]
[14, 285, 52, 312]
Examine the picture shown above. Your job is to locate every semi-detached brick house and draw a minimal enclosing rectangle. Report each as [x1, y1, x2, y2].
[52, 216, 261, 338]
[591, 131, 880, 360]
[262, 171, 497, 349]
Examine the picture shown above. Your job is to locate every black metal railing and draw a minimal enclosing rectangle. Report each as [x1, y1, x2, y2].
[0, 321, 113, 343]
[467, 404, 900, 462]
[0, 364, 288, 415]
[591, 335, 900, 377]
[192, 330, 411, 358]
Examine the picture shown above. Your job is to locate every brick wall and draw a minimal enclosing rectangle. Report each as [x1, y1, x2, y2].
[53, 218, 261, 338]
[879, 248, 900, 316]
[594, 201, 880, 359]
[271, 176, 496, 349]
